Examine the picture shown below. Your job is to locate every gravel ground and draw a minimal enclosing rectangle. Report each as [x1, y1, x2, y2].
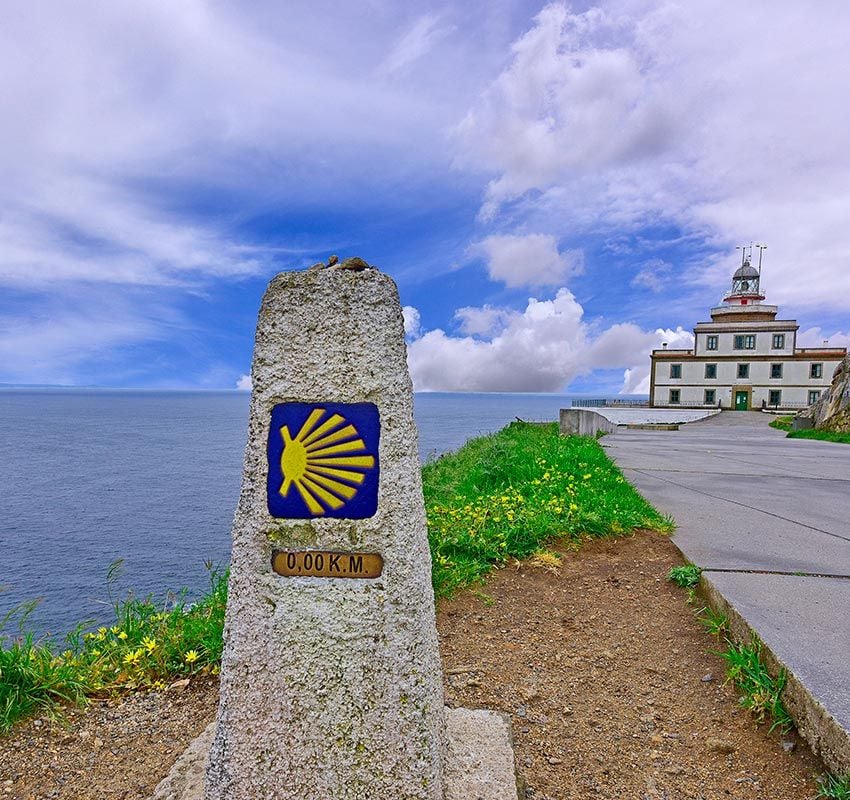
[0, 532, 827, 799]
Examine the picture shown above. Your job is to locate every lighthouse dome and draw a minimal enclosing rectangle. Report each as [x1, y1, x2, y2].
[733, 263, 759, 280]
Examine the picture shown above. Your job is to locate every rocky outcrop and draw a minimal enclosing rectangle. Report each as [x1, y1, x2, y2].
[799, 355, 850, 432]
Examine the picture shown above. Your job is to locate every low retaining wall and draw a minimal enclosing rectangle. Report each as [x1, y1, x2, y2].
[559, 409, 617, 437]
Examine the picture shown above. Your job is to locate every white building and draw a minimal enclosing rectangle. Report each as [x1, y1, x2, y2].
[650, 254, 846, 410]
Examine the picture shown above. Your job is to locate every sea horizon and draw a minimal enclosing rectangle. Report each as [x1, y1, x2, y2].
[0, 388, 645, 641]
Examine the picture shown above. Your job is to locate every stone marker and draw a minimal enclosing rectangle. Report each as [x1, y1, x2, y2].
[188, 264, 517, 800]
[205, 267, 444, 799]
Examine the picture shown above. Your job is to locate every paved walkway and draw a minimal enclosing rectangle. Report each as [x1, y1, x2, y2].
[603, 411, 850, 768]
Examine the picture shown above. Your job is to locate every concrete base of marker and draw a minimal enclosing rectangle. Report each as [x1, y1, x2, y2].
[151, 708, 518, 800]
[559, 408, 617, 437]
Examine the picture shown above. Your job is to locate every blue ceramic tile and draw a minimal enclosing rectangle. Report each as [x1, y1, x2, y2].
[267, 402, 380, 519]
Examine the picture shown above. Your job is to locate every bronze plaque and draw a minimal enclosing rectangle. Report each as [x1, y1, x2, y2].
[271, 550, 383, 579]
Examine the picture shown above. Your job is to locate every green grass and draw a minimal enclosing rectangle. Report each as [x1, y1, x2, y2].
[696, 606, 729, 637]
[787, 428, 850, 444]
[769, 416, 793, 431]
[667, 564, 702, 588]
[770, 415, 850, 443]
[817, 773, 850, 799]
[1, 421, 671, 732]
[720, 637, 793, 733]
[423, 421, 674, 597]
[0, 564, 226, 733]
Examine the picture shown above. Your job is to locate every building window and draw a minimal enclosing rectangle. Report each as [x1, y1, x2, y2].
[809, 390, 822, 405]
[772, 334, 785, 349]
[737, 363, 750, 379]
[769, 390, 782, 407]
[670, 364, 682, 379]
[770, 363, 783, 379]
[810, 363, 823, 379]
[705, 363, 717, 379]
[669, 389, 680, 404]
[704, 389, 716, 405]
[706, 335, 718, 351]
[734, 334, 756, 350]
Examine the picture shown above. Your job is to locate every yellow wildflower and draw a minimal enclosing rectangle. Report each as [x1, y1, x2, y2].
[117, 631, 128, 641]
[142, 636, 157, 653]
[122, 649, 142, 666]
[184, 650, 200, 664]
[110, 626, 120, 634]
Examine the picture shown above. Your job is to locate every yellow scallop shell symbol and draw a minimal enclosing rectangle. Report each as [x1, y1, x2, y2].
[278, 408, 376, 515]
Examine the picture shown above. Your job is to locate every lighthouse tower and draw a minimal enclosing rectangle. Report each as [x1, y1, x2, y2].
[724, 246, 765, 306]
[710, 244, 777, 324]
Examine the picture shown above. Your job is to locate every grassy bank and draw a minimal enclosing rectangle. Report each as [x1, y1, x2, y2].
[770, 415, 850, 444]
[423, 421, 673, 597]
[1, 422, 670, 731]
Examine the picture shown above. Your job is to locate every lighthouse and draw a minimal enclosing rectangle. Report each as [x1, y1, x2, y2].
[649, 245, 846, 410]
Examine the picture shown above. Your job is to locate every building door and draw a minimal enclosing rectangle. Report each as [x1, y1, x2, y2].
[734, 391, 749, 411]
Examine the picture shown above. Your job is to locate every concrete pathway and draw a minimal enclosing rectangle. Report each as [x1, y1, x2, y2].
[603, 411, 850, 771]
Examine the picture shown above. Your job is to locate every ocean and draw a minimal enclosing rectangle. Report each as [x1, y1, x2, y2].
[0, 389, 605, 640]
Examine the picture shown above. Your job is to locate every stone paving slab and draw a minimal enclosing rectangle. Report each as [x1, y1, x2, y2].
[603, 411, 850, 772]
[623, 469, 850, 574]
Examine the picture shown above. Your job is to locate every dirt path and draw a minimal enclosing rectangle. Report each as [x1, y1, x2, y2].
[0, 532, 825, 799]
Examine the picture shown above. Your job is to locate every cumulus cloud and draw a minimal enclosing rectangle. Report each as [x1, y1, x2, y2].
[454, 0, 850, 311]
[472, 233, 583, 288]
[407, 288, 692, 393]
[402, 306, 421, 339]
[236, 374, 253, 391]
[453, 305, 513, 337]
[620, 327, 695, 394]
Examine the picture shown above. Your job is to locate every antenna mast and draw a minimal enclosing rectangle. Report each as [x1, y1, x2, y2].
[736, 242, 753, 266]
[755, 243, 767, 275]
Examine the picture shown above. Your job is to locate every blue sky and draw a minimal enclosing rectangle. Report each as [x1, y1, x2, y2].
[1, 1, 848, 394]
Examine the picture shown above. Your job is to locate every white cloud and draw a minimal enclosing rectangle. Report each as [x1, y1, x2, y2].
[407, 288, 692, 393]
[380, 14, 453, 76]
[454, 0, 850, 312]
[473, 233, 583, 288]
[236, 374, 253, 391]
[402, 306, 421, 339]
[454, 305, 512, 337]
[620, 327, 695, 394]
[797, 328, 850, 351]
[630, 259, 673, 292]
[0, 2, 481, 293]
